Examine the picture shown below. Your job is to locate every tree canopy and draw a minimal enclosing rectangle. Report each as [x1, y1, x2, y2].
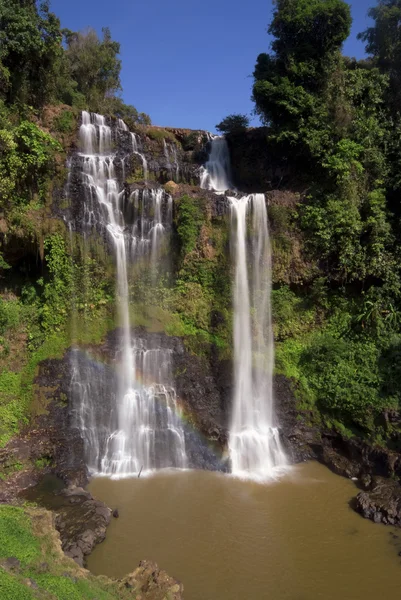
[359, 0, 401, 111]
[0, 0, 149, 121]
[251, 0, 401, 433]
[0, 0, 62, 106]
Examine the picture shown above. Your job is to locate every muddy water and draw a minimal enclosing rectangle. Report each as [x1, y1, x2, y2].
[88, 462, 401, 600]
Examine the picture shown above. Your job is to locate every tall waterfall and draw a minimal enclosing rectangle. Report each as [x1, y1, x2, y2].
[70, 111, 186, 477]
[202, 137, 287, 480]
[200, 136, 232, 192]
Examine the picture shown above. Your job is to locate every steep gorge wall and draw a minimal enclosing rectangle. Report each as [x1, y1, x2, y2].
[2, 111, 401, 526]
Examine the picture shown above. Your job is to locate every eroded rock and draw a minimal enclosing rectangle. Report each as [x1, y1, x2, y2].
[54, 487, 111, 567]
[120, 560, 184, 599]
[355, 477, 401, 527]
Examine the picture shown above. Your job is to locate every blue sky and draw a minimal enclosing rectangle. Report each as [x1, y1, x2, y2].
[51, 0, 373, 132]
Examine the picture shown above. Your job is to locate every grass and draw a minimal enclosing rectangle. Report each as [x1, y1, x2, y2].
[0, 506, 134, 599]
[0, 506, 40, 565]
[146, 128, 177, 144]
[0, 570, 35, 600]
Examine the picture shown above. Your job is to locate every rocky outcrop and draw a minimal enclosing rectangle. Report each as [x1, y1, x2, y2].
[54, 487, 111, 566]
[355, 477, 401, 527]
[274, 372, 401, 527]
[226, 128, 294, 192]
[0, 505, 184, 599]
[121, 560, 184, 599]
[104, 328, 229, 471]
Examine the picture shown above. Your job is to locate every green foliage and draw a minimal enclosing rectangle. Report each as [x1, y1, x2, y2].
[146, 128, 177, 144]
[53, 109, 76, 133]
[301, 336, 382, 424]
[41, 235, 73, 332]
[34, 457, 51, 469]
[175, 195, 204, 256]
[380, 336, 401, 405]
[0, 372, 25, 447]
[0, 119, 61, 208]
[181, 131, 208, 151]
[358, 0, 401, 112]
[0, 0, 63, 107]
[0, 299, 21, 335]
[0, 506, 39, 564]
[172, 195, 232, 355]
[269, 0, 352, 64]
[61, 27, 121, 112]
[253, 0, 351, 137]
[0, 570, 34, 600]
[0, 2, 149, 118]
[106, 98, 151, 126]
[272, 286, 316, 340]
[216, 114, 250, 135]
[0, 505, 135, 599]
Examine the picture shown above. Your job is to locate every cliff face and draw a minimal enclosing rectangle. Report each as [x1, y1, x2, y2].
[1, 109, 401, 538]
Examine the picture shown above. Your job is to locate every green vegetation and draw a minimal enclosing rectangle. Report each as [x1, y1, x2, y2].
[247, 0, 401, 442]
[145, 128, 177, 144]
[0, 232, 114, 447]
[172, 194, 232, 355]
[0, 0, 150, 120]
[0, 506, 40, 564]
[216, 114, 250, 135]
[128, 193, 232, 357]
[0, 505, 135, 599]
[0, 1, 146, 450]
[2, 0, 401, 473]
[0, 117, 61, 210]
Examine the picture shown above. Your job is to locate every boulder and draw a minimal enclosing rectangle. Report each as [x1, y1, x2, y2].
[355, 477, 401, 527]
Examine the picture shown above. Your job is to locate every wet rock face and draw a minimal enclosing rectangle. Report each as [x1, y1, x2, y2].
[227, 129, 293, 193]
[54, 487, 111, 567]
[0, 328, 231, 488]
[104, 328, 230, 472]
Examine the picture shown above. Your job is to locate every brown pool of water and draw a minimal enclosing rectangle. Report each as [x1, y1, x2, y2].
[88, 462, 401, 600]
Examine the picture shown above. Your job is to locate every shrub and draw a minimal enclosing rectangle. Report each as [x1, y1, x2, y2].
[300, 334, 383, 427]
[216, 114, 250, 135]
[146, 128, 176, 144]
[53, 110, 76, 133]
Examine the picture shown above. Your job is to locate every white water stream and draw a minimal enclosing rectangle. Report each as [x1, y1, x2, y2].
[202, 137, 287, 480]
[71, 111, 186, 477]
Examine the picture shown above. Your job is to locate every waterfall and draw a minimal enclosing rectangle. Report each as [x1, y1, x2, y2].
[130, 132, 148, 180]
[229, 195, 287, 480]
[163, 139, 180, 181]
[202, 138, 287, 480]
[70, 111, 186, 477]
[117, 118, 129, 131]
[200, 136, 232, 192]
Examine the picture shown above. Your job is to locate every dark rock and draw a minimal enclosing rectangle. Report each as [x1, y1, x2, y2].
[54, 487, 111, 567]
[360, 474, 372, 490]
[355, 477, 401, 528]
[2, 557, 21, 571]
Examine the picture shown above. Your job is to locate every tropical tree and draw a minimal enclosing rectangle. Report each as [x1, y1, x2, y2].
[0, 0, 62, 106]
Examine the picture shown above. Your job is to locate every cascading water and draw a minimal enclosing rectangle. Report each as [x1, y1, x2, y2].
[130, 132, 148, 180]
[202, 137, 287, 480]
[69, 111, 186, 476]
[163, 139, 180, 181]
[200, 136, 232, 192]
